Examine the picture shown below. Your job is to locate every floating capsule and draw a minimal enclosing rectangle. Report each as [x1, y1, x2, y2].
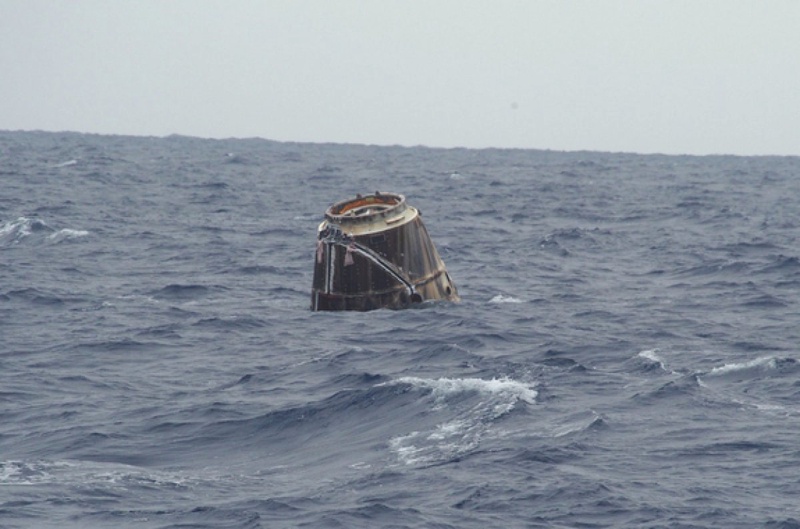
[311, 192, 459, 311]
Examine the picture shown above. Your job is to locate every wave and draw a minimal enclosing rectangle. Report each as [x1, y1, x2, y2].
[71, 338, 153, 353]
[144, 375, 539, 471]
[674, 253, 800, 285]
[704, 356, 798, 378]
[631, 348, 671, 374]
[0, 216, 50, 245]
[638, 348, 665, 367]
[758, 254, 800, 274]
[150, 284, 212, 301]
[3, 287, 65, 305]
[489, 294, 524, 304]
[673, 260, 752, 278]
[48, 228, 90, 242]
[739, 294, 789, 308]
[381, 376, 537, 466]
[694, 356, 800, 414]
[627, 354, 799, 407]
[675, 440, 783, 458]
[385, 376, 537, 406]
[523, 410, 607, 441]
[51, 159, 78, 168]
[632, 375, 702, 403]
[237, 264, 282, 275]
[192, 316, 268, 330]
[0, 217, 89, 246]
[720, 240, 780, 257]
[0, 459, 196, 490]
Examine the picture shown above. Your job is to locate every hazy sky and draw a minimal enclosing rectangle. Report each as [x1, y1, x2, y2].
[2, 1, 798, 155]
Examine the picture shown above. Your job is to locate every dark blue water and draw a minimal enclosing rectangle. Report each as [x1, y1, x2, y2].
[2, 130, 800, 528]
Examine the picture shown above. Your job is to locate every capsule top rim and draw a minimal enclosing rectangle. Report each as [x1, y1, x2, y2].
[325, 192, 407, 225]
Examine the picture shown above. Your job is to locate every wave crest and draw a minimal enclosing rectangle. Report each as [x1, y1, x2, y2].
[1, 217, 88, 246]
[489, 294, 524, 304]
[387, 376, 538, 405]
[382, 376, 537, 465]
[706, 356, 797, 377]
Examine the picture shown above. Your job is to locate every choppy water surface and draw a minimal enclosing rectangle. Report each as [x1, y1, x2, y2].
[2, 131, 799, 528]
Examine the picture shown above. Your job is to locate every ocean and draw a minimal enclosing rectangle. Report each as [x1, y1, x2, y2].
[1, 130, 799, 528]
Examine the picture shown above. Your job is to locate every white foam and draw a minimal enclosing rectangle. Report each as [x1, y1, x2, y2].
[708, 356, 777, 376]
[117, 294, 160, 304]
[638, 349, 667, 370]
[0, 459, 195, 489]
[427, 419, 469, 440]
[753, 402, 786, 412]
[489, 294, 524, 304]
[0, 461, 22, 482]
[1, 217, 34, 240]
[389, 433, 427, 465]
[0, 217, 53, 245]
[390, 376, 538, 405]
[48, 228, 89, 241]
[0, 218, 83, 245]
[383, 376, 537, 466]
[0, 460, 72, 485]
[638, 349, 661, 362]
[52, 159, 78, 168]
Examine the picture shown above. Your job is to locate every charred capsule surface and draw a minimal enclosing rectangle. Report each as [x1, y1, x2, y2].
[311, 192, 459, 311]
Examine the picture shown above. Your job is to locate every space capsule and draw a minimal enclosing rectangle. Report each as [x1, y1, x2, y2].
[311, 192, 459, 311]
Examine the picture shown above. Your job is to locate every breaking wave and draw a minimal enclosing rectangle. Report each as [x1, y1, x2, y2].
[381, 376, 537, 465]
[0, 217, 88, 246]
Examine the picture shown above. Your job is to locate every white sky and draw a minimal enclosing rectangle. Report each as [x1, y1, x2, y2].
[2, 1, 799, 155]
